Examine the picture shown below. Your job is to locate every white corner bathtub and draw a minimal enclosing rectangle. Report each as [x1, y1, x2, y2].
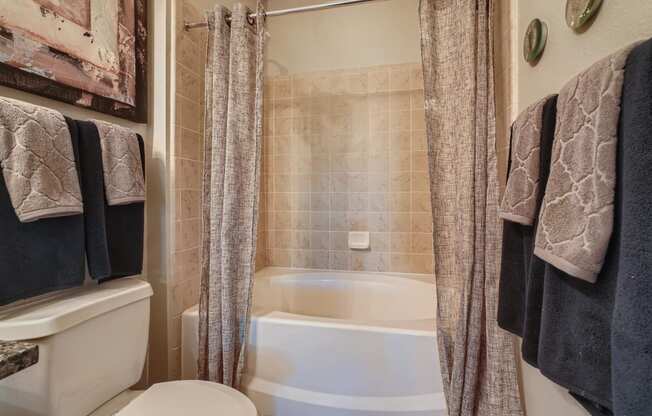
[182, 268, 446, 416]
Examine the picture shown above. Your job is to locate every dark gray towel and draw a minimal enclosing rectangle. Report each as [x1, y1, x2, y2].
[0, 117, 85, 305]
[76, 120, 145, 281]
[537, 38, 652, 414]
[497, 95, 557, 368]
[610, 37, 652, 416]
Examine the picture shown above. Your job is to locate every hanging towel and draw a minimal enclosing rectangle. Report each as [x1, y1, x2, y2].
[499, 95, 556, 225]
[90, 119, 145, 206]
[0, 116, 85, 306]
[610, 37, 652, 416]
[534, 42, 640, 283]
[497, 95, 557, 369]
[77, 120, 145, 281]
[536, 38, 652, 414]
[0, 97, 83, 222]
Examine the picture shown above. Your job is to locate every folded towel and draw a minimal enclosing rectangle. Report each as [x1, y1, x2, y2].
[497, 95, 557, 369]
[0, 116, 85, 306]
[77, 120, 145, 281]
[534, 42, 640, 283]
[91, 119, 145, 206]
[499, 95, 556, 225]
[610, 37, 652, 416]
[0, 97, 83, 222]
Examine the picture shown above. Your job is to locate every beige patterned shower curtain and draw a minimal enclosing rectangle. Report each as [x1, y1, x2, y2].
[418, 0, 523, 415]
[197, 2, 265, 388]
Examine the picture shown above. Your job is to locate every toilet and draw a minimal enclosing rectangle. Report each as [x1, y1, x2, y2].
[0, 278, 257, 416]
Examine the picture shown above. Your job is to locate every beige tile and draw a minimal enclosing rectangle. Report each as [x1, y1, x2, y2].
[367, 230, 388, 250]
[368, 193, 388, 211]
[368, 69, 389, 93]
[311, 193, 330, 211]
[291, 250, 312, 268]
[330, 231, 349, 250]
[391, 232, 411, 252]
[390, 171, 411, 192]
[309, 231, 330, 251]
[329, 251, 350, 270]
[368, 212, 389, 232]
[412, 130, 427, 151]
[412, 110, 426, 131]
[412, 212, 433, 233]
[292, 231, 311, 249]
[349, 193, 368, 212]
[369, 112, 389, 133]
[177, 128, 201, 161]
[292, 211, 311, 230]
[412, 172, 430, 192]
[390, 253, 412, 273]
[390, 212, 411, 232]
[411, 233, 433, 254]
[389, 67, 411, 91]
[175, 219, 200, 251]
[176, 190, 200, 219]
[348, 211, 368, 231]
[368, 93, 390, 113]
[274, 77, 292, 98]
[312, 250, 330, 269]
[311, 212, 330, 231]
[175, 158, 201, 190]
[412, 192, 432, 212]
[275, 230, 291, 249]
[175, 65, 201, 102]
[410, 254, 434, 274]
[390, 193, 411, 212]
[352, 251, 388, 272]
[268, 249, 290, 266]
[410, 66, 425, 91]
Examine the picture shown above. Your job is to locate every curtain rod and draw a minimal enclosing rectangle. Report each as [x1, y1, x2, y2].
[184, 0, 385, 30]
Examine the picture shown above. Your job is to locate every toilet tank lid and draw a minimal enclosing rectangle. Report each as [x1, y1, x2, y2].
[0, 278, 153, 341]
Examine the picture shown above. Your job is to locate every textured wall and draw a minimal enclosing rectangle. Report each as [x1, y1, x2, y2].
[260, 63, 433, 274]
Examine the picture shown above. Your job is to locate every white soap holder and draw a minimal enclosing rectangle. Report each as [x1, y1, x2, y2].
[348, 231, 370, 250]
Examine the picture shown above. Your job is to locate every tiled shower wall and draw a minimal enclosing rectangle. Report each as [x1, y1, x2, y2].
[260, 63, 434, 274]
[169, 0, 206, 380]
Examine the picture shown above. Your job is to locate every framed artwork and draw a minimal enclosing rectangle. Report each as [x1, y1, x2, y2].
[0, 0, 147, 122]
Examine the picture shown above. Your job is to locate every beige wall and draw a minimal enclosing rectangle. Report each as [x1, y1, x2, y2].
[265, 0, 421, 75]
[512, 1, 652, 415]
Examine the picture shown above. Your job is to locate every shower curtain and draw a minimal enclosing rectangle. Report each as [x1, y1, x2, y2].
[197, 2, 265, 388]
[418, 1, 523, 415]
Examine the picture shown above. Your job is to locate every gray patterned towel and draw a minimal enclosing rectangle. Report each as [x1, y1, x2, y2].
[0, 97, 83, 222]
[534, 42, 640, 283]
[499, 95, 556, 225]
[91, 120, 145, 206]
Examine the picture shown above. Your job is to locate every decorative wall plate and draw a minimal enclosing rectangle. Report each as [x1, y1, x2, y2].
[566, 0, 603, 30]
[523, 19, 548, 63]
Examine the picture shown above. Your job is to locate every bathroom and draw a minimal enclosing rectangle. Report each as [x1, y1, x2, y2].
[0, 0, 651, 415]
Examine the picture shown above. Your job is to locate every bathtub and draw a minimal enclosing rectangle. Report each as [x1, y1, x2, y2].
[182, 268, 446, 416]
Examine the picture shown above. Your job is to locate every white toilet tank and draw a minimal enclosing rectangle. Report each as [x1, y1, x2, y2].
[0, 278, 153, 416]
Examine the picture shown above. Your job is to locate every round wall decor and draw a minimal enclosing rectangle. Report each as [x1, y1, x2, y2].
[566, 0, 603, 30]
[523, 18, 548, 63]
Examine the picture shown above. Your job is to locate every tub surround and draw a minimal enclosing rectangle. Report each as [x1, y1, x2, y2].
[0, 341, 38, 380]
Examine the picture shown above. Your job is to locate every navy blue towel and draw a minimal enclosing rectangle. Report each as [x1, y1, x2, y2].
[610, 37, 652, 416]
[537, 38, 652, 415]
[76, 120, 145, 281]
[0, 117, 85, 305]
[497, 95, 557, 368]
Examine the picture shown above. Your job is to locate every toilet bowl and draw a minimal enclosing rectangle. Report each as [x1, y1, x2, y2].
[0, 278, 257, 416]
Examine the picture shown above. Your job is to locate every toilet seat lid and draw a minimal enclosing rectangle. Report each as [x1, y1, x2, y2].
[116, 380, 257, 416]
